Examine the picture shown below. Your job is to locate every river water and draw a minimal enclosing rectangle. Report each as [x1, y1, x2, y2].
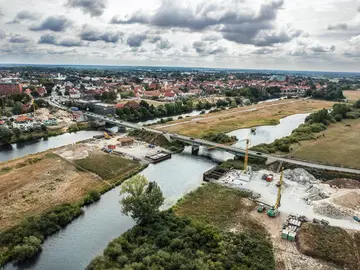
[3, 113, 308, 270]
[0, 131, 102, 163]
[5, 148, 215, 270]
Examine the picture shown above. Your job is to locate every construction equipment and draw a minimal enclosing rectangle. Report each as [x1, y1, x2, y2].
[243, 138, 250, 173]
[104, 132, 112, 140]
[267, 167, 284, 217]
[257, 204, 266, 213]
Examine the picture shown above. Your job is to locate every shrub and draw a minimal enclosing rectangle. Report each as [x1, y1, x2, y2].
[10, 236, 42, 262]
[83, 190, 101, 205]
[334, 114, 343, 122]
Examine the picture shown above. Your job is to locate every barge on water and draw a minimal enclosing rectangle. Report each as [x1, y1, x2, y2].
[203, 166, 230, 182]
[145, 151, 172, 164]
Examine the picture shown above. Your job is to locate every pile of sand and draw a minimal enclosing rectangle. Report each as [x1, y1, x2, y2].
[313, 202, 349, 219]
[332, 191, 360, 211]
[326, 178, 360, 189]
[284, 168, 319, 185]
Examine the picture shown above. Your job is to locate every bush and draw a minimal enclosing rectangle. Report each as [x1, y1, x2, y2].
[334, 114, 343, 122]
[11, 236, 42, 262]
[83, 190, 101, 205]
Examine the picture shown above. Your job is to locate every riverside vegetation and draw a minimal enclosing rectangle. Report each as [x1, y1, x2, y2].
[252, 101, 360, 154]
[87, 176, 275, 270]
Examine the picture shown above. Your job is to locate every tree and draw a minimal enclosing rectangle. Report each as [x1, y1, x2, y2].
[354, 99, 360, 109]
[13, 128, 22, 138]
[0, 126, 14, 144]
[120, 175, 164, 224]
[12, 101, 23, 115]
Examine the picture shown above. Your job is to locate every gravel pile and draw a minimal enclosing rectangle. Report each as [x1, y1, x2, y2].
[284, 168, 318, 185]
[304, 186, 329, 201]
[313, 202, 348, 219]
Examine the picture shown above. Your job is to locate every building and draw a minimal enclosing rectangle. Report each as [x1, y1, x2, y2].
[93, 103, 115, 115]
[116, 101, 140, 110]
[163, 91, 177, 101]
[117, 137, 134, 146]
[0, 83, 23, 96]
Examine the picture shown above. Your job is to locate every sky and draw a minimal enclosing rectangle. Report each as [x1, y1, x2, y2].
[0, 0, 360, 71]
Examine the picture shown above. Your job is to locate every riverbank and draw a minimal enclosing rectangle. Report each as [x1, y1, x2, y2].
[153, 99, 334, 137]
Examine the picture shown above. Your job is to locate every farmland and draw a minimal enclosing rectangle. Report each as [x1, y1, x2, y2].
[343, 90, 360, 102]
[154, 99, 334, 137]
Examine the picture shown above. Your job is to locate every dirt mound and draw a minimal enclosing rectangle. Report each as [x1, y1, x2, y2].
[284, 168, 318, 185]
[327, 178, 360, 189]
[313, 202, 349, 219]
[297, 223, 360, 270]
[332, 191, 360, 211]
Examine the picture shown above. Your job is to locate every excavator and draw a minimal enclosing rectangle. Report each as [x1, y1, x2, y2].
[267, 167, 284, 217]
[104, 132, 112, 140]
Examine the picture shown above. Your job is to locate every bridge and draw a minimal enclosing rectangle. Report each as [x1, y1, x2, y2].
[48, 100, 360, 175]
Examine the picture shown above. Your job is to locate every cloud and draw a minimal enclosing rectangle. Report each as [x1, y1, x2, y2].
[127, 34, 147, 47]
[0, 8, 4, 17]
[252, 48, 277, 55]
[66, 0, 107, 17]
[59, 38, 84, 47]
[148, 36, 162, 43]
[192, 40, 227, 56]
[79, 25, 122, 43]
[0, 30, 6, 40]
[46, 49, 77, 55]
[344, 34, 360, 58]
[9, 34, 31, 43]
[111, 0, 296, 46]
[288, 40, 336, 57]
[328, 23, 347, 31]
[156, 39, 172, 50]
[29, 16, 72, 32]
[38, 34, 84, 47]
[308, 44, 335, 53]
[9, 11, 39, 23]
[202, 35, 221, 43]
[38, 33, 58, 45]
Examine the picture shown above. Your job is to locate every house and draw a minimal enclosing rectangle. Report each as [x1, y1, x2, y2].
[163, 91, 177, 101]
[143, 90, 163, 99]
[36, 86, 47, 97]
[93, 103, 116, 115]
[69, 88, 81, 99]
[116, 101, 140, 110]
[0, 83, 23, 96]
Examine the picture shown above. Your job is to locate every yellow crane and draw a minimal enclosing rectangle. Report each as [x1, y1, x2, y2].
[267, 167, 284, 217]
[243, 138, 250, 173]
[104, 132, 112, 139]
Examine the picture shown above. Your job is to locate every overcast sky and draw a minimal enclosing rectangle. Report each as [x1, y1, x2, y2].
[0, 0, 360, 71]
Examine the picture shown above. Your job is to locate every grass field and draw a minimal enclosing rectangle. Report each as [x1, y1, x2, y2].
[174, 183, 265, 233]
[74, 152, 141, 181]
[154, 99, 334, 137]
[0, 152, 106, 231]
[289, 119, 360, 169]
[343, 90, 360, 102]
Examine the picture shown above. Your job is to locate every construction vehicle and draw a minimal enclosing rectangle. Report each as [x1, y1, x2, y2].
[104, 132, 112, 140]
[353, 216, 360, 223]
[243, 138, 250, 173]
[267, 167, 284, 217]
[257, 204, 266, 213]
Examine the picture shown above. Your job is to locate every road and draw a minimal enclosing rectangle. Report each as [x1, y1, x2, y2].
[48, 99, 360, 175]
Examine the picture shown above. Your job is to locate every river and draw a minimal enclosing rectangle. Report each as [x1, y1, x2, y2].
[5, 148, 215, 270]
[0, 131, 103, 163]
[3, 113, 308, 270]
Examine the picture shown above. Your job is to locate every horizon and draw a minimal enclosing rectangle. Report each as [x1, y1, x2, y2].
[1, 63, 360, 75]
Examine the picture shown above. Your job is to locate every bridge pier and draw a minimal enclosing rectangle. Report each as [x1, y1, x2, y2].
[191, 145, 200, 155]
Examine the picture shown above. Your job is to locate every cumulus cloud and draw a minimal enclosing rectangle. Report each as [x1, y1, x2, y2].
[288, 40, 336, 57]
[127, 34, 147, 47]
[156, 39, 172, 50]
[29, 16, 72, 32]
[38, 33, 58, 45]
[252, 47, 277, 55]
[66, 0, 107, 17]
[201, 35, 221, 43]
[192, 40, 227, 56]
[9, 11, 39, 24]
[79, 25, 122, 43]
[9, 34, 31, 43]
[344, 34, 360, 57]
[46, 48, 77, 55]
[111, 0, 296, 46]
[38, 34, 84, 47]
